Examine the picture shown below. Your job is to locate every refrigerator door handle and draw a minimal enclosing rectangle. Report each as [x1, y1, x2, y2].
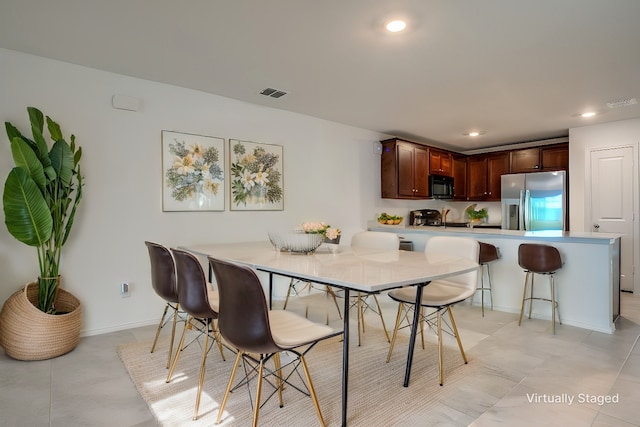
[518, 190, 525, 230]
[523, 189, 531, 230]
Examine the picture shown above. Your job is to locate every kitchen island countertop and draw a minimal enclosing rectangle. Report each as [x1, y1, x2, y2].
[368, 222, 621, 334]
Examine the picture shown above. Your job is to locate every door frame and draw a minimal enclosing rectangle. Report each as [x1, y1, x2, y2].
[585, 143, 639, 295]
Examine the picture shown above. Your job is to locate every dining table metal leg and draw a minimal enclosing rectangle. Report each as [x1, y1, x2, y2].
[342, 288, 350, 426]
[403, 283, 426, 387]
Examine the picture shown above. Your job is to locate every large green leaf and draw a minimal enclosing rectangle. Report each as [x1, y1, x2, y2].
[10, 137, 47, 190]
[26, 107, 52, 171]
[3, 167, 52, 247]
[49, 140, 74, 188]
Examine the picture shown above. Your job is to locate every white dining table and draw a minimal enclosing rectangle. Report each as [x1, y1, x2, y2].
[182, 241, 478, 426]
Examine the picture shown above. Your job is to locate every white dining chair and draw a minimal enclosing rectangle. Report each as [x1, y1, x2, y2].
[385, 236, 479, 385]
[350, 231, 400, 346]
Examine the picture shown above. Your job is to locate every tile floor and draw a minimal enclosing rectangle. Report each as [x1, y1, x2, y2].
[1, 291, 639, 426]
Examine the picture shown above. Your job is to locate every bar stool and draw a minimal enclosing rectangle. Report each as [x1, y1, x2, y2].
[476, 242, 499, 317]
[518, 243, 563, 334]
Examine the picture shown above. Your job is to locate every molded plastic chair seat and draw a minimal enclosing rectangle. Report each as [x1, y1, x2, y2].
[518, 243, 562, 334]
[167, 248, 226, 421]
[209, 256, 342, 427]
[145, 241, 184, 369]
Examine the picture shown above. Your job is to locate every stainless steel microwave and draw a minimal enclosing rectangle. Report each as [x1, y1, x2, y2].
[429, 174, 454, 199]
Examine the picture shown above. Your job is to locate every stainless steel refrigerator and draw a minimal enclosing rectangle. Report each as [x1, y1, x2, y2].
[501, 171, 567, 231]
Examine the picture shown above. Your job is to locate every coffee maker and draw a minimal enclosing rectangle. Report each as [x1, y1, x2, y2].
[409, 209, 442, 226]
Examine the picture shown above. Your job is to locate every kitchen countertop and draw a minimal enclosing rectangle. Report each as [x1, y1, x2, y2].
[368, 222, 621, 244]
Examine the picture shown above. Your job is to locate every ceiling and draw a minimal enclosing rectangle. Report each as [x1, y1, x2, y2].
[2, 0, 640, 152]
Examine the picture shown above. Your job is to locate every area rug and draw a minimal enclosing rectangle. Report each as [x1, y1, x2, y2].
[118, 327, 478, 426]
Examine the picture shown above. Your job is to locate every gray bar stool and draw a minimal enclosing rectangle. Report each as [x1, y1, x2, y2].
[518, 243, 563, 334]
[476, 242, 499, 317]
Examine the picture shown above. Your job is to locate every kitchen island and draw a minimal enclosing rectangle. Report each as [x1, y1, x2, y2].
[369, 224, 621, 334]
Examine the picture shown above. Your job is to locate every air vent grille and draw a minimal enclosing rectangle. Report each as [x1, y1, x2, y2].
[606, 98, 638, 109]
[260, 87, 288, 99]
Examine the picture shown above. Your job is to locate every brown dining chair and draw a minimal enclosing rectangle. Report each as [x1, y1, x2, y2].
[167, 248, 226, 421]
[209, 256, 342, 427]
[386, 236, 479, 386]
[144, 241, 183, 369]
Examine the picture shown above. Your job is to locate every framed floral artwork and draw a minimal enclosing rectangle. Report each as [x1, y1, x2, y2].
[229, 139, 284, 210]
[161, 131, 225, 211]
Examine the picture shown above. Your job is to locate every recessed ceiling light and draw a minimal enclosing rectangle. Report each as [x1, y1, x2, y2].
[386, 20, 407, 32]
[581, 112, 596, 118]
[463, 131, 485, 137]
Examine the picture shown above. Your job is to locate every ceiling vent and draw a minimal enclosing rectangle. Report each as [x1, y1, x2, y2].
[606, 98, 637, 109]
[260, 87, 287, 99]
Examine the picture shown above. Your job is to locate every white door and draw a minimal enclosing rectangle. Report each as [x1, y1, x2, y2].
[589, 146, 635, 292]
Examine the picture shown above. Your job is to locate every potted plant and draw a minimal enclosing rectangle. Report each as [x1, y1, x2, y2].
[465, 204, 488, 223]
[0, 107, 84, 360]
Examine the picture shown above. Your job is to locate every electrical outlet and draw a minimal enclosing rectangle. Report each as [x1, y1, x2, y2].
[120, 282, 130, 298]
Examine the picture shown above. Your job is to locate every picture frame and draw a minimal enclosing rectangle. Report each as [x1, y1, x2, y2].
[229, 139, 284, 211]
[161, 130, 225, 212]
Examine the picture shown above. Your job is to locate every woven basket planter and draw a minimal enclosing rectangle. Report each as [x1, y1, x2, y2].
[0, 281, 82, 360]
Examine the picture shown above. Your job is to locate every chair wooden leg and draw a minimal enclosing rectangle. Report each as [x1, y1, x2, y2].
[166, 304, 178, 369]
[193, 329, 209, 420]
[166, 315, 192, 383]
[253, 360, 265, 427]
[216, 351, 243, 425]
[283, 278, 295, 310]
[448, 306, 467, 364]
[386, 303, 404, 363]
[300, 354, 326, 427]
[211, 319, 226, 361]
[274, 353, 284, 408]
[150, 304, 169, 354]
[551, 275, 557, 334]
[372, 294, 390, 343]
[326, 286, 343, 320]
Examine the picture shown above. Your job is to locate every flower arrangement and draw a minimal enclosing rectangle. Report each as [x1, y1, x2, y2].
[165, 139, 223, 201]
[301, 222, 341, 240]
[230, 141, 282, 207]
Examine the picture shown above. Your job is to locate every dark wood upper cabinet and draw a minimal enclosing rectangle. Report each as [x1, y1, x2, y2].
[510, 143, 569, 173]
[510, 148, 541, 173]
[380, 138, 567, 201]
[540, 143, 569, 171]
[381, 138, 429, 199]
[467, 156, 487, 200]
[452, 155, 467, 200]
[428, 148, 452, 176]
[467, 152, 509, 201]
[486, 152, 509, 200]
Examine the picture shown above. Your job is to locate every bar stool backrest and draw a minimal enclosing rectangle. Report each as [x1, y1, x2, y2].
[479, 242, 499, 264]
[518, 243, 562, 274]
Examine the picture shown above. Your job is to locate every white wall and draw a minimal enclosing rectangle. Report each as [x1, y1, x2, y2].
[0, 48, 394, 335]
[569, 118, 640, 294]
[569, 117, 640, 230]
